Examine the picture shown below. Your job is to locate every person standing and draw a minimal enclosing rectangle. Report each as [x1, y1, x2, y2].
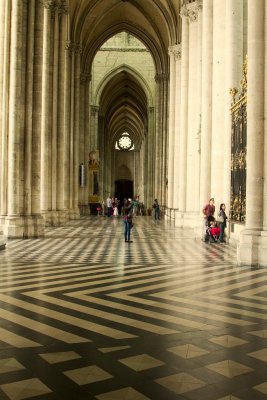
[123, 199, 133, 242]
[203, 198, 215, 224]
[132, 196, 139, 217]
[202, 198, 215, 239]
[153, 199, 160, 220]
[217, 203, 228, 243]
[106, 195, 113, 217]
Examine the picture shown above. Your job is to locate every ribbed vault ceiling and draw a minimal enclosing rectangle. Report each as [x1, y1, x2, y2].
[70, 0, 181, 74]
[69, 0, 181, 151]
[99, 70, 147, 149]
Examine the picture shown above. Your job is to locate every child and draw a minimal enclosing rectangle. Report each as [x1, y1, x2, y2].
[113, 205, 118, 217]
[96, 204, 101, 216]
[205, 220, 220, 242]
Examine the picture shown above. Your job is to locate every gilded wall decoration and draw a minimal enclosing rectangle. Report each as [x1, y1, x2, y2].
[230, 56, 247, 223]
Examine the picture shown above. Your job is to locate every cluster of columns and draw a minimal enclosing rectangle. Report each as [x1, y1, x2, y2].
[166, 0, 267, 266]
[167, 0, 203, 225]
[0, 0, 90, 237]
[154, 73, 169, 207]
[167, 0, 244, 225]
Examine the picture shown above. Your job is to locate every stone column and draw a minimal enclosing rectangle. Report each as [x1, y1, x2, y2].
[5, 0, 24, 236]
[199, 0, 213, 209]
[84, 75, 91, 206]
[162, 74, 169, 208]
[173, 46, 181, 211]
[73, 43, 82, 218]
[154, 74, 163, 202]
[238, 0, 265, 266]
[0, 0, 10, 221]
[79, 72, 90, 207]
[90, 106, 99, 151]
[68, 42, 75, 217]
[40, 0, 53, 223]
[224, 0, 243, 208]
[63, 40, 71, 216]
[147, 106, 154, 209]
[178, 5, 190, 213]
[57, 3, 69, 224]
[31, 2, 44, 219]
[24, 1, 35, 215]
[155, 73, 168, 206]
[186, 2, 200, 213]
[51, 4, 59, 225]
[210, 1, 226, 204]
[265, 1, 267, 232]
[167, 46, 176, 209]
[194, 1, 203, 213]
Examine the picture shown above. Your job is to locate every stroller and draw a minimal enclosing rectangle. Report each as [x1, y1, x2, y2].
[204, 216, 220, 243]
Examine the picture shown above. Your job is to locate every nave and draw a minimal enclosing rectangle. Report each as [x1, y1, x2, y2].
[0, 217, 267, 400]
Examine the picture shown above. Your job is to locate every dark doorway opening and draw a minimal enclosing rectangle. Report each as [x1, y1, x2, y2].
[115, 179, 133, 211]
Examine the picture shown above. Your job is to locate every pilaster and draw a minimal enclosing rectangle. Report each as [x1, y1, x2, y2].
[40, 1, 53, 220]
[167, 46, 176, 209]
[173, 45, 181, 210]
[178, 5, 190, 212]
[199, 0, 213, 209]
[154, 73, 169, 206]
[237, 0, 266, 267]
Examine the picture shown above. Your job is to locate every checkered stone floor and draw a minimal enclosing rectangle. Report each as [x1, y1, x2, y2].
[0, 216, 267, 399]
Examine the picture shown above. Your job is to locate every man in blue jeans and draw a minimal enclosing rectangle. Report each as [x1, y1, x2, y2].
[123, 199, 133, 242]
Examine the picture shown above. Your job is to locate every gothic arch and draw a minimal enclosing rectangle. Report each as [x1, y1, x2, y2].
[94, 64, 154, 109]
[69, 0, 180, 76]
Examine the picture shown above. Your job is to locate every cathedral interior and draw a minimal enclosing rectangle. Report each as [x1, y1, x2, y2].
[0, 0, 267, 399]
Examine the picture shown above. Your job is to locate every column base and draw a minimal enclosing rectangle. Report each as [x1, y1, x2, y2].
[174, 211, 199, 229]
[69, 207, 80, 220]
[2, 215, 45, 238]
[237, 229, 267, 267]
[41, 210, 70, 226]
[0, 238, 6, 250]
[164, 208, 178, 223]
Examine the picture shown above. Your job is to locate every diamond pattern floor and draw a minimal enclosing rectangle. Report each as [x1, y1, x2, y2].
[0, 216, 267, 399]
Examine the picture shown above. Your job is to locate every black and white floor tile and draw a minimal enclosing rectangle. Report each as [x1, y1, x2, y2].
[0, 216, 267, 399]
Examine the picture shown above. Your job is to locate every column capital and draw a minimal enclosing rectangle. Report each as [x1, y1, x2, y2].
[180, 1, 202, 22]
[42, 0, 55, 9]
[58, 1, 69, 15]
[91, 105, 99, 116]
[65, 41, 83, 55]
[168, 44, 181, 60]
[42, 0, 69, 14]
[80, 72, 91, 85]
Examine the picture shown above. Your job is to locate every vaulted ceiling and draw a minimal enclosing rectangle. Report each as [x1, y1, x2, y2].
[68, 0, 181, 151]
[69, 0, 181, 75]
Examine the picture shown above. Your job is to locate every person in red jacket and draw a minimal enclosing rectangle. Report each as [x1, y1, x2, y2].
[202, 198, 215, 239]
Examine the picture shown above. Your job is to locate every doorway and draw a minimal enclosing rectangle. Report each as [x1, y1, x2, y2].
[115, 179, 133, 210]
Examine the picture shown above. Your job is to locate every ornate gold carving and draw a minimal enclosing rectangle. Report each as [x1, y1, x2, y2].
[230, 56, 247, 224]
[230, 187, 246, 223]
[230, 55, 247, 109]
[240, 55, 247, 95]
[229, 87, 238, 105]
[231, 149, 247, 171]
